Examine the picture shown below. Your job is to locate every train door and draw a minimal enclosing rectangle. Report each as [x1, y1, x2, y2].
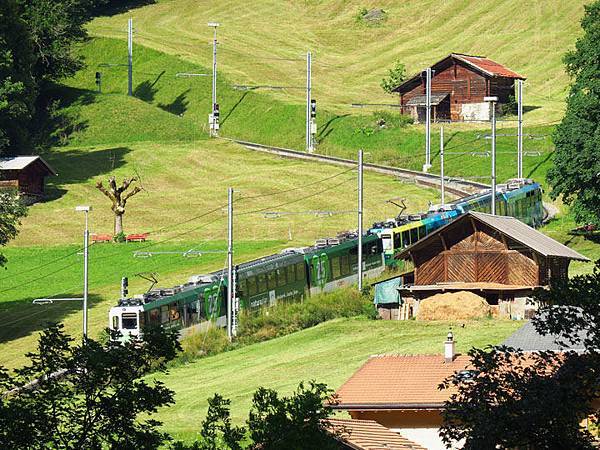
[311, 253, 329, 290]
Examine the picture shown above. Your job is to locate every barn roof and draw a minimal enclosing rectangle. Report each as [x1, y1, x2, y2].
[395, 212, 589, 262]
[0, 156, 57, 176]
[392, 53, 526, 94]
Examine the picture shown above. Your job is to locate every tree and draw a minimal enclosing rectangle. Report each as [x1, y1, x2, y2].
[186, 381, 340, 449]
[547, 0, 600, 226]
[0, 191, 27, 267]
[380, 60, 406, 94]
[96, 175, 143, 236]
[439, 263, 600, 449]
[0, 323, 181, 449]
[0, 0, 36, 155]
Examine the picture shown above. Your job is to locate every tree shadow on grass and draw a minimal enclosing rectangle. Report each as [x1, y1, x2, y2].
[92, 0, 157, 17]
[159, 89, 190, 116]
[42, 146, 131, 202]
[0, 293, 103, 345]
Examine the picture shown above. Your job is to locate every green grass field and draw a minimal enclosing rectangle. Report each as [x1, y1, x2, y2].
[152, 317, 522, 440]
[88, 0, 586, 124]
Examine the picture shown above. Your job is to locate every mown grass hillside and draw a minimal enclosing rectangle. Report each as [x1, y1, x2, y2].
[153, 317, 522, 440]
[89, 0, 586, 122]
[64, 37, 557, 184]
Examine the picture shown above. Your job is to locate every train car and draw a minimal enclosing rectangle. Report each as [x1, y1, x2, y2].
[109, 275, 226, 340]
[236, 251, 308, 310]
[306, 234, 384, 295]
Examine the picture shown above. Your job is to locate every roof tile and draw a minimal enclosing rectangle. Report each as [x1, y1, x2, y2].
[326, 418, 427, 450]
[334, 354, 471, 408]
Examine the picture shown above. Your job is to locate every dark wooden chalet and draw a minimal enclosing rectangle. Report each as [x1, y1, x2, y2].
[0, 156, 57, 201]
[393, 53, 525, 122]
[394, 212, 588, 308]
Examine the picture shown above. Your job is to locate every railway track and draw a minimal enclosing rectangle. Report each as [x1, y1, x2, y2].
[227, 138, 556, 222]
[227, 138, 488, 197]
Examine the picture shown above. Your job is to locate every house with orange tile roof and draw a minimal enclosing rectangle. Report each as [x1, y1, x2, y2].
[325, 418, 426, 450]
[392, 53, 526, 122]
[332, 333, 467, 450]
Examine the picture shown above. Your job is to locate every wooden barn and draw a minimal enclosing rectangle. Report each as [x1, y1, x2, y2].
[393, 53, 525, 122]
[0, 156, 57, 202]
[393, 212, 589, 318]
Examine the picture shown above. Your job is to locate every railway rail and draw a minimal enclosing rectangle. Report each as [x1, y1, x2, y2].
[227, 138, 488, 197]
[227, 138, 556, 222]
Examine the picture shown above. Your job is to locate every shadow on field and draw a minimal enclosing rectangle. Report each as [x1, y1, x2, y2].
[43, 147, 131, 201]
[317, 114, 349, 144]
[220, 91, 250, 126]
[526, 150, 554, 179]
[93, 0, 156, 17]
[0, 293, 103, 344]
[159, 89, 190, 116]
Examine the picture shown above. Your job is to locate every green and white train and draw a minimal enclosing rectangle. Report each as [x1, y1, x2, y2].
[109, 178, 544, 338]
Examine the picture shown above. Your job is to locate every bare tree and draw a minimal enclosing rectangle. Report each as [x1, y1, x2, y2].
[95, 176, 142, 236]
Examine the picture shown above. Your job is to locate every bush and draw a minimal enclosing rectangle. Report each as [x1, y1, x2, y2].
[178, 326, 230, 363]
[113, 231, 126, 243]
[237, 287, 374, 344]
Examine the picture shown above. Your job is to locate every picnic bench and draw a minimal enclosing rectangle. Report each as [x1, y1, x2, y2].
[126, 232, 150, 242]
[91, 234, 112, 243]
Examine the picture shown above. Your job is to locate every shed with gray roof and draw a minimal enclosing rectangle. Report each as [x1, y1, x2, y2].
[0, 156, 57, 201]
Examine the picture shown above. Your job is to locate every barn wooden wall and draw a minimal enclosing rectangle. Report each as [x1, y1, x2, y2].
[413, 225, 539, 286]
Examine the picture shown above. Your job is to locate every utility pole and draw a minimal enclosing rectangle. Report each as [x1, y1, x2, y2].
[440, 126, 445, 206]
[306, 51, 313, 152]
[485, 96, 498, 215]
[357, 149, 363, 292]
[127, 18, 133, 96]
[423, 67, 432, 172]
[208, 22, 220, 137]
[517, 79, 523, 179]
[227, 187, 233, 342]
[75, 206, 92, 338]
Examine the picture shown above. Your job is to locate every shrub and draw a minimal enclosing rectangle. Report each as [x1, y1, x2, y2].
[113, 231, 126, 243]
[178, 326, 230, 363]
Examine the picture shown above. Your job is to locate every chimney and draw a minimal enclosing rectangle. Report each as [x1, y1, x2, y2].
[444, 330, 455, 363]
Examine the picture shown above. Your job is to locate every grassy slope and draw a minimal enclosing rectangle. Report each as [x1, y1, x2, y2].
[153, 317, 522, 440]
[89, 0, 586, 123]
[67, 37, 557, 183]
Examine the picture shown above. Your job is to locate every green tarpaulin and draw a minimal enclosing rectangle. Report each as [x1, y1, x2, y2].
[374, 276, 403, 305]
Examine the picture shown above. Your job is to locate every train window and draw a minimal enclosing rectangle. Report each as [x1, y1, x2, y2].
[287, 265, 296, 283]
[112, 316, 119, 330]
[350, 251, 358, 266]
[139, 312, 145, 328]
[160, 305, 169, 323]
[331, 257, 341, 279]
[418, 226, 426, 239]
[402, 230, 410, 247]
[410, 228, 418, 244]
[169, 303, 180, 321]
[296, 263, 306, 282]
[267, 271, 276, 290]
[122, 313, 137, 330]
[277, 268, 286, 287]
[340, 255, 350, 276]
[248, 277, 257, 296]
[258, 274, 267, 293]
[393, 232, 401, 248]
[149, 309, 160, 324]
[238, 279, 247, 297]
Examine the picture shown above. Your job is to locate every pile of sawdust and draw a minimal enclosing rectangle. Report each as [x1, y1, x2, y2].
[416, 291, 490, 321]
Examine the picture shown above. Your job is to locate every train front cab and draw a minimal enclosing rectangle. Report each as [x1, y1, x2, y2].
[109, 305, 144, 340]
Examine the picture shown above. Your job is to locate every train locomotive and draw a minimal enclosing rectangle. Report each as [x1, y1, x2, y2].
[109, 178, 544, 339]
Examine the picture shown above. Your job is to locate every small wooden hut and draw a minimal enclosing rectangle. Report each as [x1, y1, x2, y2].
[0, 156, 57, 202]
[393, 53, 526, 122]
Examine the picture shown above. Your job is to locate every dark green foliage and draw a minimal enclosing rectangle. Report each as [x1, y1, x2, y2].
[181, 381, 339, 449]
[0, 191, 27, 267]
[380, 60, 406, 94]
[0, 323, 181, 449]
[439, 263, 600, 448]
[547, 0, 600, 226]
[0, 0, 36, 155]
